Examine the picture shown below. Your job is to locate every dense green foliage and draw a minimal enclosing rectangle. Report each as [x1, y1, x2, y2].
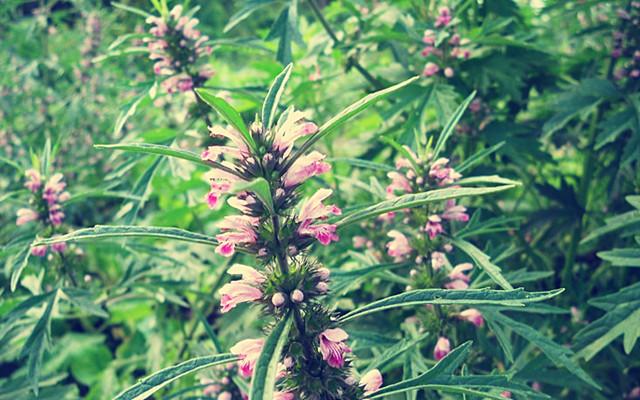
[1, 0, 639, 399]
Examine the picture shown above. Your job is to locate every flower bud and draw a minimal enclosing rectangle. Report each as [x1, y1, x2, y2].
[409, 269, 418, 277]
[317, 267, 331, 280]
[291, 289, 304, 303]
[283, 356, 294, 368]
[316, 281, 329, 293]
[272, 292, 286, 307]
[288, 245, 298, 256]
[444, 67, 454, 78]
[415, 255, 423, 264]
[416, 177, 424, 185]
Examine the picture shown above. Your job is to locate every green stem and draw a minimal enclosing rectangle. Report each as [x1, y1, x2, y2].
[561, 108, 600, 291]
[307, 0, 383, 90]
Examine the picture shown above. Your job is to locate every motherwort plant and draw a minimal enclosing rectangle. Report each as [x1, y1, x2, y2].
[41, 65, 566, 400]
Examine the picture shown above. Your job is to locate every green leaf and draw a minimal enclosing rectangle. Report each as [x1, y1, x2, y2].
[10, 243, 32, 292]
[427, 84, 459, 127]
[451, 238, 513, 290]
[117, 156, 163, 224]
[95, 143, 210, 168]
[114, 85, 155, 137]
[368, 332, 430, 371]
[0, 291, 54, 341]
[32, 225, 219, 247]
[262, 63, 293, 130]
[266, 2, 302, 65]
[339, 288, 564, 322]
[224, 1, 275, 33]
[581, 209, 640, 244]
[289, 76, 420, 168]
[328, 157, 395, 172]
[432, 91, 476, 159]
[596, 248, 640, 267]
[456, 142, 505, 173]
[575, 283, 640, 360]
[22, 289, 59, 395]
[61, 288, 109, 318]
[483, 310, 599, 389]
[195, 88, 256, 150]
[112, 2, 153, 18]
[113, 354, 238, 400]
[231, 177, 275, 214]
[249, 315, 293, 400]
[335, 185, 516, 228]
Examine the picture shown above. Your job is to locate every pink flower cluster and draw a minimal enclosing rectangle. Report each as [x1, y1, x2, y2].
[145, 5, 214, 94]
[200, 108, 340, 258]
[381, 150, 468, 257]
[229, 327, 382, 395]
[611, 3, 640, 80]
[420, 7, 472, 78]
[16, 169, 70, 257]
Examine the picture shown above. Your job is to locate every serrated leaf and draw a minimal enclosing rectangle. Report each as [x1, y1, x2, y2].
[249, 315, 293, 400]
[335, 185, 516, 228]
[195, 89, 256, 150]
[113, 354, 238, 400]
[581, 209, 640, 244]
[451, 238, 513, 290]
[456, 142, 505, 173]
[339, 288, 564, 322]
[484, 310, 599, 389]
[224, 0, 276, 33]
[262, 63, 293, 130]
[32, 225, 219, 247]
[368, 332, 430, 371]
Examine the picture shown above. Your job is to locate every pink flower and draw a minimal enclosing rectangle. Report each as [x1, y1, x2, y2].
[274, 391, 295, 400]
[48, 204, 65, 226]
[431, 251, 446, 270]
[16, 208, 39, 226]
[51, 241, 67, 253]
[24, 169, 42, 192]
[215, 215, 259, 257]
[429, 158, 461, 185]
[386, 172, 412, 197]
[445, 263, 473, 289]
[435, 7, 452, 27]
[228, 264, 265, 285]
[283, 151, 331, 187]
[218, 392, 232, 400]
[444, 67, 454, 78]
[296, 189, 341, 245]
[501, 391, 512, 398]
[422, 29, 435, 44]
[386, 230, 412, 260]
[433, 336, 450, 360]
[272, 108, 318, 155]
[318, 328, 351, 368]
[458, 308, 484, 327]
[353, 236, 367, 248]
[208, 125, 251, 157]
[43, 173, 66, 205]
[425, 215, 444, 239]
[230, 338, 264, 377]
[360, 369, 383, 394]
[442, 200, 469, 222]
[219, 281, 263, 312]
[31, 245, 48, 257]
[423, 62, 440, 77]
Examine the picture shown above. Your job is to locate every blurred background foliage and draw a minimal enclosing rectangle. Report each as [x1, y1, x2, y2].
[1, 0, 639, 399]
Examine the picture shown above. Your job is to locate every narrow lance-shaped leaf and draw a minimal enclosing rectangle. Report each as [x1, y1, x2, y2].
[339, 288, 564, 322]
[451, 238, 513, 290]
[335, 185, 516, 228]
[195, 88, 257, 151]
[431, 91, 476, 159]
[113, 354, 238, 400]
[22, 289, 59, 395]
[10, 242, 32, 292]
[32, 225, 219, 247]
[95, 143, 210, 168]
[482, 309, 600, 389]
[286, 76, 420, 169]
[249, 315, 293, 400]
[262, 63, 293, 130]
